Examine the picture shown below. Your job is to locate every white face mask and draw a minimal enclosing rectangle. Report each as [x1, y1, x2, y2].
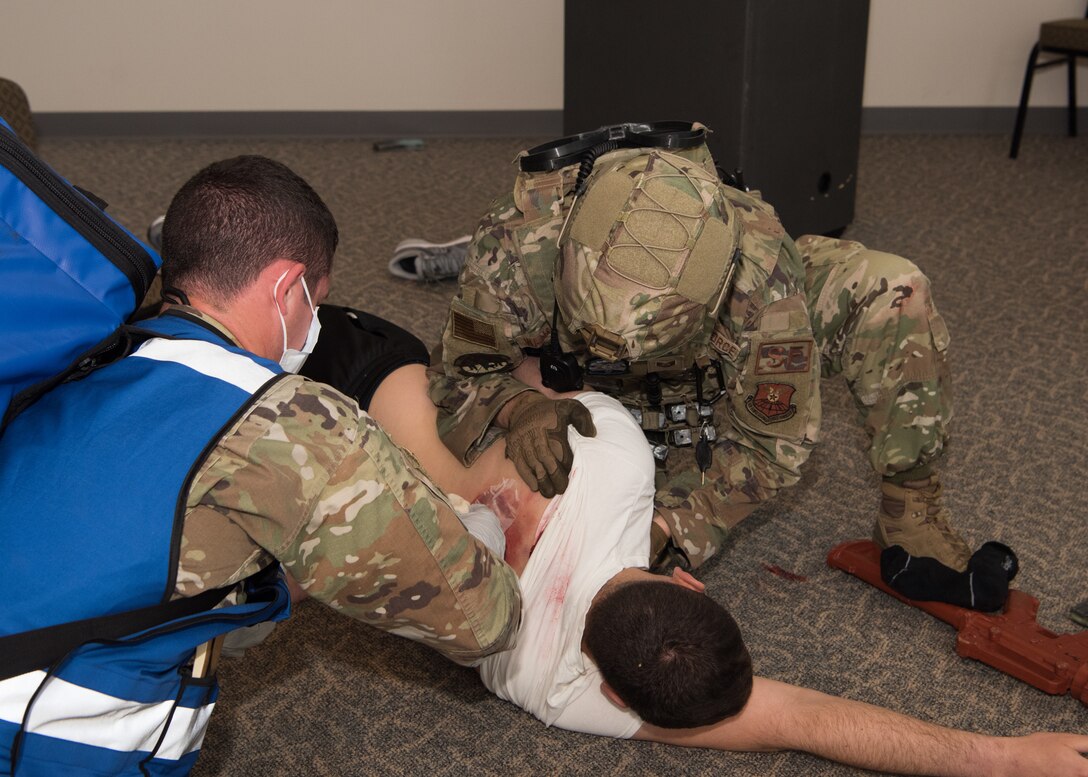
[273, 270, 321, 373]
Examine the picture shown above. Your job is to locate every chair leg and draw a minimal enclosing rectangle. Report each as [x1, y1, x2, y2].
[1068, 54, 1078, 137]
[1010, 42, 1041, 159]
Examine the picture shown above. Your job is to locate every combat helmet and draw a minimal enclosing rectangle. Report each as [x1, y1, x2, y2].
[555, 149, 739, 363]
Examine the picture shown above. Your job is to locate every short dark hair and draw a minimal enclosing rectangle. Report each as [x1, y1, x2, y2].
[584, 580, 753, 729]
[161, 155, 338, 301]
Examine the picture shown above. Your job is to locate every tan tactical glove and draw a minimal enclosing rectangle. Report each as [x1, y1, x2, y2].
[503, 391, 596, 498]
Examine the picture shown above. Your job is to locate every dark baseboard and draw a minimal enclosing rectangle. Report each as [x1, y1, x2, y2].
[33, 110, 565, 138]
[862, 106, 1088, 134]
[29, 107, 1088, 138]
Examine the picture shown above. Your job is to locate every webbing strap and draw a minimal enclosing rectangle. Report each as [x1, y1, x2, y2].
[0, 585, 229, 681]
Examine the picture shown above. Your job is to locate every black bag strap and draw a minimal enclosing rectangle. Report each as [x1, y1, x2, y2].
[0, 325, 173, 435]
[0, 585, 230, 682]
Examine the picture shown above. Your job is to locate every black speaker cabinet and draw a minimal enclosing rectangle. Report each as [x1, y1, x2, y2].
[564, 0, 870, 237]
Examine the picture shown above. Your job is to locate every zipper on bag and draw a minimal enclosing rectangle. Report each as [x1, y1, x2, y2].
[0, 123, 157, 298]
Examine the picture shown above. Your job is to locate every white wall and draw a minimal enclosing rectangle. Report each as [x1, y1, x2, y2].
[0, 0, 1083, 113]
[0, 0, 563, 111]
[864, 0, 1086, 107]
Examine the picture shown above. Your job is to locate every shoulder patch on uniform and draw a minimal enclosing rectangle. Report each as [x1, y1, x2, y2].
[709, 321, 740, 360]
[754, 340, 811, 375]
[451, 310, 497, 348]
[745, 382, 797, 424]
[585, 357, 630, 376]
[454, 353, 512, 376]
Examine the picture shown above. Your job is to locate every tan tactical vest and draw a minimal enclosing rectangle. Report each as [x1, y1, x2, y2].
[508, 144, 788, 452]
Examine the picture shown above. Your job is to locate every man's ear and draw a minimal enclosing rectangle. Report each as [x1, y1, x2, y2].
[600, 681, 629, 710]
[670, 567, 706, 594]
[264, 259, 306, 314]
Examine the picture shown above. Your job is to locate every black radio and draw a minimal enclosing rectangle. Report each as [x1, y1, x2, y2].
[540, 300, 583, 392]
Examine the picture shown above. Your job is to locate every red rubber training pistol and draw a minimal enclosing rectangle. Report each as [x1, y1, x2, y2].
[828, 539, 1088, 706]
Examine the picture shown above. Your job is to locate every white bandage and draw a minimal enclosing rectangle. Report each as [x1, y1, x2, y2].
[456, 502, 507, 560]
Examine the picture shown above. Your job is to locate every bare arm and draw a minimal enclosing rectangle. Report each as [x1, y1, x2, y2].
[634, 677, 1088, 777]
[369, 363, 550, 575]
[369, 363, 485, 499]
[369, 364, 526, 502]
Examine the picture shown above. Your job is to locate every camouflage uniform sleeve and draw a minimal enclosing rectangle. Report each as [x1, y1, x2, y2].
[714, 197, 822, 474]
[180, 375, 521, 665]
[656, 193, 823, 558]
[427, 197, 543, 464]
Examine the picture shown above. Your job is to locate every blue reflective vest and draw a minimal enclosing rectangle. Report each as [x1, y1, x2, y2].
[0, 314, 292, 776]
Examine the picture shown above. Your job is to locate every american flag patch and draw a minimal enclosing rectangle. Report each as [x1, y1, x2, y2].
[451, 310, 497, 348]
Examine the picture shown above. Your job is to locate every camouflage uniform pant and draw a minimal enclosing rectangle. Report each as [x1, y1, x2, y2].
[659, 236, 953, 569]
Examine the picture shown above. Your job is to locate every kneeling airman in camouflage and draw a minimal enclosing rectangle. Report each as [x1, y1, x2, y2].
[427, 123, 1013, 608]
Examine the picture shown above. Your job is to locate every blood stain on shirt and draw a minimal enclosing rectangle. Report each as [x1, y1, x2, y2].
[476, 478, 536, 569]
[547, 572, 572, 608]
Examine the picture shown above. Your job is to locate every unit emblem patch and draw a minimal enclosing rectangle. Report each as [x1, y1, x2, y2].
[745, 382, 797, 424]
[454, 353, 512, 376]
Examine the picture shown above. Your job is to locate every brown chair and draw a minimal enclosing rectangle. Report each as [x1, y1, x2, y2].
[0, 77, 36, 151]
[1009, 6, 1088, 158]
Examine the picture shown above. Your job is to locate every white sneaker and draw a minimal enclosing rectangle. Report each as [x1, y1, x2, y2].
[147, 214, 165, 252]
[388, 235, 471, 282]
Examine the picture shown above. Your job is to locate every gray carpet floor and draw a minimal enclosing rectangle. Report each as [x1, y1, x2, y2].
[36, 130, 1088, 776]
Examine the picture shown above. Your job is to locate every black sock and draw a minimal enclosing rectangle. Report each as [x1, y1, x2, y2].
[879, 541, 1019, 612]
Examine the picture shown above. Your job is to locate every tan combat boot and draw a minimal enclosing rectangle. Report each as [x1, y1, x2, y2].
[874, 474, 972, 571]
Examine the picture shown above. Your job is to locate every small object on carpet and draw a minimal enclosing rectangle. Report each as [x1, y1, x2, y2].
[761, 563, 808, 582]
[1070, 598, 1088, 628]
[373, 138, 425, 152]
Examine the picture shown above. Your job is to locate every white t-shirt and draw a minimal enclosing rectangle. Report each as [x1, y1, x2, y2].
[477, 392, 654, 739]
